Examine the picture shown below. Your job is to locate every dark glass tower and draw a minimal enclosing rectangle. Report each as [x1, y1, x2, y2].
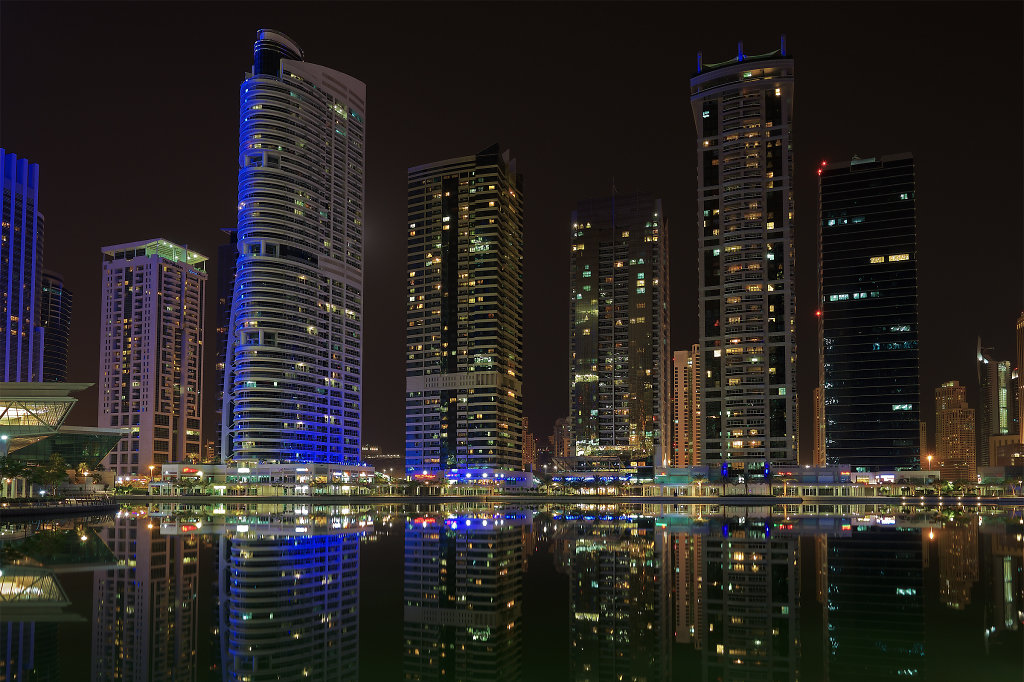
[818, 154, 920, 470]
[39, 270, 71, 382]
[2, 149, 45, 382]
[568, 195, 670, 473]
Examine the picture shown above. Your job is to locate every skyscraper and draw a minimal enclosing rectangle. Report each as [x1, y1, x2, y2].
[99, 239, 207, 476]
[690, 41, 797, 473]
[214, 228, 237, 463]
[671, 346, 701, 467]
[405, 145, 525, 474]
[935, 380, 976, 482]
[569, 194, 670, 473]
[39, 270, 71, 382]
[222, 29, 366, 464]
[522, 416, 536, 470]
[1018, 312, 1024, 443]
[813, 386, 826, 466]
[819, 154, 921, 470]
[977, 339, 1013, 467]
[2, 149, 45, 382]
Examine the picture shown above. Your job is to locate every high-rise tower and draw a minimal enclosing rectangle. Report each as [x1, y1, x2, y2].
[818, 154, 921, 470]
[977, 339, 1013, 467]
[569, 195, 670, 473]
[2, 150, 45, 382]
[690, 42, 797, 472]
[1018, 312, 1024, 443]
[671, 346, 701, 467]
[40, 270, 72, 382]
[935, 380, 976, 482]
[222, 30, 366, 464]
[99, 239, 207, 476]
[405, 145, 525, 473]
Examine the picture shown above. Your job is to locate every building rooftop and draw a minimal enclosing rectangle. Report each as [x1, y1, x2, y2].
[101, 238, 208, 266]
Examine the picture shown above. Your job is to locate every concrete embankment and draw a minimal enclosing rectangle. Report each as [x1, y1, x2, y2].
[0, 501, 119, 519]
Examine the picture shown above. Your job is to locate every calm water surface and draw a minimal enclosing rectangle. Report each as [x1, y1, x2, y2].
[2, 503, 1022, 681]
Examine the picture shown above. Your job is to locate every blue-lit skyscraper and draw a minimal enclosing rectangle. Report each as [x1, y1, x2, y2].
[818, 154, 920, 470]
[2, 150, 45, 382]
[222, 30, 366, 463]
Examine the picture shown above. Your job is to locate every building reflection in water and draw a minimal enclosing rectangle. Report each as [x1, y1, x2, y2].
[212, 508, 370, 682]
[547, 513, 669, 681]
[403, 509, 530, 681]
[937, 515, 979, 610]
[91, 510, 199, 681]
[981, 523, 1023, 649]
[824, 519, 925, 681]
[699, 517, 799, 682]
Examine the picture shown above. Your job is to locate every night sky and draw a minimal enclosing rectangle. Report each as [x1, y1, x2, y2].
[3, 2, 1021, 460]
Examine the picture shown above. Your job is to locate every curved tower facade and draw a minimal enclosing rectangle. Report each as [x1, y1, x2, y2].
[223, 30, 366, 463]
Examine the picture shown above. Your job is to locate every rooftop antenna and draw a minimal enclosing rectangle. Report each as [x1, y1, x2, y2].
[781, 34, 787, 56]
[737, 41, 744, 62]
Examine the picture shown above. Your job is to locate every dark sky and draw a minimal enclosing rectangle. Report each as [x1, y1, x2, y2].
[3, 2, 1022, 460]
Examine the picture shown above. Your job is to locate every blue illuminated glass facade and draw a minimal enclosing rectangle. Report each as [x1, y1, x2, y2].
[221, 531, 362, 681]
[222, 30, 366, 464]
[2, 150, 45, 382]
[819, 154, 920, 470]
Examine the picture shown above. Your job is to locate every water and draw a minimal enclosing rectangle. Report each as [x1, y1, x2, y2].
[1, 503, 1021, 681]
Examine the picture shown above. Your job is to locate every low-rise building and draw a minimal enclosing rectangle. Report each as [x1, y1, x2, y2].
[151, 461, 374, 496]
